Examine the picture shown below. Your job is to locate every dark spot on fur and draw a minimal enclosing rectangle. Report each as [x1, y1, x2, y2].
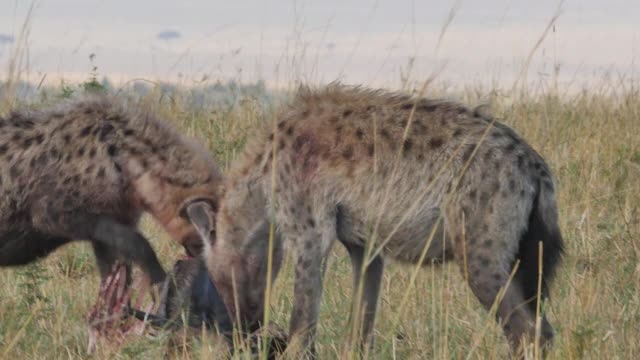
[279, 139, 286, 150]
[37, 153, 48, 166]
[462, 144, 476, 162]
[88, 147, 97, 158]
[540, 169, 550, 178]
[484, 148, 494, 161]
[342, 109, 353, 117]
[268, 133, 274, 141]
[367, 144, 375, 157]
[286, 125, 294, 136]
[342, 146, 354, 160]
[509, 179, 516, 192]
[504, 141, 517, 153]
[329, 115, 339, 123]
[456, 107, 468, 114]
[429, 137, 444, 150]
[34, 134, 44, 144]
[22, 137, 34, 148]
[492, 181, 500, 194]
[520, 189, 526, 198]
[543, 180, 554, 192]
[380, 128, 391, 141]
[107, 145, 117, 157]
[403, 138, 413, 153]
[413, 122, 427, 134]
[293, 136, 307, 152]
[484, 239, 493, 248]
[419, 104, 438, 112]
[0, 144, 8, 154]
[452, 128, 463, 138]
[534, 162, 542, 171]
[99, 124, 114, 140]
[9, 164, 19, 179]
[63, 134, 71, 144]
[401, 103, 415, 110]
[517, 154, 525, 169]
[307, 218, 316, 228]
[85, 164, 95, 174]
[77, 147, 85, 156]
[123, 129, 134, 137]
[480, 257, 490, 267]
[11, 132, 22, 142]
[80, 125, 92, 137]
[355, 128, 364, 139]
[417, 153, 424, 161]
[469, 189, 477, 200]
[114, 163, 122, 173]
[304, 241, 313, 250]
[480, 191, 490, 203]
[277, 121, 285, 130]
[301, 110, 310, 118]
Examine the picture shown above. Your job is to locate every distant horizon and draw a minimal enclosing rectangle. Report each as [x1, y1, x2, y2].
[1, 0, 638, 90]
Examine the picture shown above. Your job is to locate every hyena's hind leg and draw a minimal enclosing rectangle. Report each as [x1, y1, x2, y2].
[446, 193, 559, 357]
[336, 208, 384, 353]
[341, 241, 384, 353]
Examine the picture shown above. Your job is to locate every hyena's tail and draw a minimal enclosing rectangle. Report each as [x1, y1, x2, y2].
[516, 177, 564, 310]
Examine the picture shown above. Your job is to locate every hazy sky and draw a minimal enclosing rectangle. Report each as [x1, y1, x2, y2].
[0, 0, 638, 88]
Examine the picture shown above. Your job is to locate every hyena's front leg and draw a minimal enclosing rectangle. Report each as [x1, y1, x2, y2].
[284, 207, 337, 357]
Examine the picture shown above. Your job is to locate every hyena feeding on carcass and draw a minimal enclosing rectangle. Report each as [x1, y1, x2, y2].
[0, 95, 226, 350]
[186, 84, 564, 357]
[129, 250, 287, 359]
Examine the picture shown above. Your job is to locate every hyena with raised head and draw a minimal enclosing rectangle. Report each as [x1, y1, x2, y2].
[0, 95, 224, 348]
[186, 84, 564, 356]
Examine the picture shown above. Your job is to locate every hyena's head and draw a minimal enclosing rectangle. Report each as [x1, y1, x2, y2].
[132, 141, 225, 257]
[185, 185, 284, 332]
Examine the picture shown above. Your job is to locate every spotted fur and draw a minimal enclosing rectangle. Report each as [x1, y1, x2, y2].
[198, 84, 564, 357]
[0, 94, 224, 293]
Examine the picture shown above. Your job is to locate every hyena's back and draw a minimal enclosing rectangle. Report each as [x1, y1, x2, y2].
[235, 84, 563, 351]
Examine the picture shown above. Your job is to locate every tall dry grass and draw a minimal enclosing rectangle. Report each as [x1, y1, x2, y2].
[0, 76, 638, 359]
[1, 3, 639, 359]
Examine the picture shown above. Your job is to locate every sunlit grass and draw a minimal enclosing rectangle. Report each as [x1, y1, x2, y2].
[0, 76, 638, 359]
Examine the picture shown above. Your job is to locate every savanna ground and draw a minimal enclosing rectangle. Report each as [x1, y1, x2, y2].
[0, 24, 639, 358]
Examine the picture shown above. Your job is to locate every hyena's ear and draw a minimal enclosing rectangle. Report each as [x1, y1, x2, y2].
[184, 200, 216, 241]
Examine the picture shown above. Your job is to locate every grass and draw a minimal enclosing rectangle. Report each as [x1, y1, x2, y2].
[0, 76, 638, 359]
[0, 3, 639, 357]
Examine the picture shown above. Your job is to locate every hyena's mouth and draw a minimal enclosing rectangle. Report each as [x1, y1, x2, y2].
[86, 261, 159, 354]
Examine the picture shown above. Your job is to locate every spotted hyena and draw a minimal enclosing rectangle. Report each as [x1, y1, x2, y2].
[0, 95, 224, 349]
[186, 84, 564, 356]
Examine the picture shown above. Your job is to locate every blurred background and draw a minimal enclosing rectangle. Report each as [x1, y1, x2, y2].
[1, 0, 638, 90]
